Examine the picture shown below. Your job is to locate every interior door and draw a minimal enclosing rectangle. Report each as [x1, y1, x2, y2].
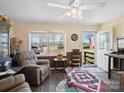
[96, 28, 113, 71]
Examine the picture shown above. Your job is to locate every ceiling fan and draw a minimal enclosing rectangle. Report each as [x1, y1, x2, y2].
[47, 0, 106, 20]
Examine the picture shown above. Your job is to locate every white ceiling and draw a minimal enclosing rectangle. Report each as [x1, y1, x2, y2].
[0, 0, 124, 24]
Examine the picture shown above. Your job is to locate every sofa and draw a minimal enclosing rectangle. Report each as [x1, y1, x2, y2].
[15, 50, 50, 86]
[0, 74, 31, 92]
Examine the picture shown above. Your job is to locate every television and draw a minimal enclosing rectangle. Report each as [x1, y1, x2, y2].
[117, 37, 124, 54]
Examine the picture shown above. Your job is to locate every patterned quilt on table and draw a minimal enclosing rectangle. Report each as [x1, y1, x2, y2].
[65, 67, 106, 92]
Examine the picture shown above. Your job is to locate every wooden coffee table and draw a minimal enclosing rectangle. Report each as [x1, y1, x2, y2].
[54, 58, 68, 72]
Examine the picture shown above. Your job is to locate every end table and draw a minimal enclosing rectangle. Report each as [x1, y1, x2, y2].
[54, 58, 68, 72]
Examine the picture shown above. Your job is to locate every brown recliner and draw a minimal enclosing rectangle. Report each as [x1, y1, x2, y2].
[0, 74, 31, 92]
[16, 50, 50, 86]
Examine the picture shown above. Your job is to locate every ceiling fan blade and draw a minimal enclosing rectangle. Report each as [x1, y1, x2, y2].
[58, 12, 67, 20]
[47, 2, 71, 9]
[79, 2, 106, 10]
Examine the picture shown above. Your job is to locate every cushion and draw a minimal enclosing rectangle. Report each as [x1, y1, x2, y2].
[21, 60, 30, 66]
[14, 74, 25, 86]
[8, 82, 31, 92]
[18, 50, 36, 66]
[0, 76, 15, 91]
[0, 74, 25, 92]
[30, 59, 36, 64]
[19, 51, 35, 60]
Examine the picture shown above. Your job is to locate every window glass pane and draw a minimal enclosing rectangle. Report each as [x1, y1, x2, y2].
[57, 34, 65, 55]
[99, 32, 109, 50]
[49, 33, 56, 55]
[118, 38, 124, 49]
[49, 33, 65, 55]
[39, 33, 48, 55]
[31, 33, 40, 43]
[30, 32, 48, 55]
[82, 32, 95, 50]
[1, 33, 8, 43]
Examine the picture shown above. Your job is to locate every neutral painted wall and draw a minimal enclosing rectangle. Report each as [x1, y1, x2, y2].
[100, 16, 124, 50]
[12, 22, 100, 52]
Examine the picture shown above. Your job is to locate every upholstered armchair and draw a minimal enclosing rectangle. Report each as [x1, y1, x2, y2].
[16, 50, 50, 86]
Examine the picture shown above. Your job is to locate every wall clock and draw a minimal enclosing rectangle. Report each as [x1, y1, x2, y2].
[71, 33, 78, 41]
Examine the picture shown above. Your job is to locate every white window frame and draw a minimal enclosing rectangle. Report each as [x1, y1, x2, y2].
[28, 30, 66, 56]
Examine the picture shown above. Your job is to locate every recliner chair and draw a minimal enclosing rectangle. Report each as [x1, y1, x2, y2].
[16, 50, 50, 86]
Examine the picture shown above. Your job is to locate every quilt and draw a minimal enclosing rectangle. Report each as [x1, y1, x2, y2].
[65, 67, 106, 92]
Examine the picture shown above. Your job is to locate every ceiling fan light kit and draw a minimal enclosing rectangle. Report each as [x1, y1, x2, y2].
[66, 8, 83, 19]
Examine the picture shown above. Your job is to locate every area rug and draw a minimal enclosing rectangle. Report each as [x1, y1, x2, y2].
[82, 67, 104, 73]
[56, 79, 67, 92]
[56, 79, 120, 92]
[56, 79, 85, 92]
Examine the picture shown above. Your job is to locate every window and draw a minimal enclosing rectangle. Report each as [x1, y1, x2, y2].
[29, 31, 65, 55]
[99, 32, 109, 50]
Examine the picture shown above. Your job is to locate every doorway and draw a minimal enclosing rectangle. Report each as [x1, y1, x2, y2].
[82, 31, 96, 66]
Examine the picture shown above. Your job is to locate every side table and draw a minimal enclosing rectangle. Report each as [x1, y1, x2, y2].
[54, 58, 68, 72]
